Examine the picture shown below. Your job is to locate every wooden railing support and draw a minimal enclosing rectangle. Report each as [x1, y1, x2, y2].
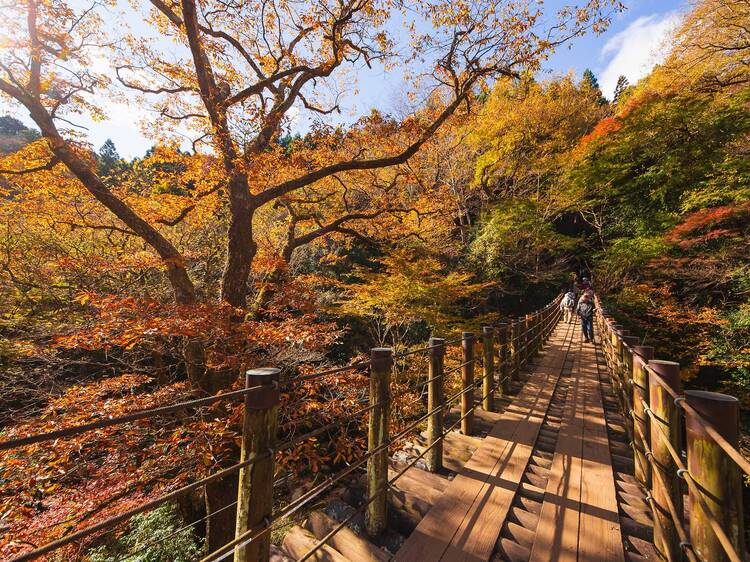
[235, 367, 281, 562]
[366, 347, 392, 538]
[631, 345, 654, 489]
[511, 320, 520, 380]
[498, 322, 511, 395]
[648, 360, 683, 562]
[534, 311, 543, 354]
[426, 337, 445, 473]
[461, 332, 475, 436]
[523, 314, 533, 366]
[685, 391, 745, 561]
[482, 326, 495, 412]
[621, 336, 639, 443]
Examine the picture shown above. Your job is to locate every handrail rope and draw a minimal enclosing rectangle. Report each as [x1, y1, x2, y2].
[279, 397, 369, 430]
[474, 376, 511, 406]
[276, 401, 380, 451]
[644, 367, 750, 478]
[12, 299, 562, 561]
[679, 398, 750, 478]
[0, 385, 266, 452]
[644, 405, 742, 562]
[296, 400, 481, 562]
[201, 378, 484, 562]
[392, 337, 463, 359]
[10, 452, 272, 562]
[288, 361, 370, 385]
[633, 419, 698, 562]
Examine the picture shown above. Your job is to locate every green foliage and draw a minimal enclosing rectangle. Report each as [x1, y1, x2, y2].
[87, 503, 203, 562]
[338, 253, 486, 346]
[567, 89, 750, 240]
[97, 139, 124, 178]
[469, 200, 577, 283]
[594, 235, 667, 288]
[582, 68, 608, 105]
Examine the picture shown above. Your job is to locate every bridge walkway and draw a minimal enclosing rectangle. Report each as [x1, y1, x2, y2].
[391, 319, 656, 562]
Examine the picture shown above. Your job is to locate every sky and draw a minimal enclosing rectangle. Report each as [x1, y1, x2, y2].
[1, 0, 686, 159]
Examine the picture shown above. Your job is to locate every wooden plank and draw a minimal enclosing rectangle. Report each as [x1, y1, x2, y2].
[528, 332, 585, 562]
[394, 322, 575, 562]
[440, 322, 578, 562]
[577, 339, 626, 562]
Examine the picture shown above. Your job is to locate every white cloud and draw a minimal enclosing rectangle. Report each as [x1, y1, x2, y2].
[599, 12, 683, 99]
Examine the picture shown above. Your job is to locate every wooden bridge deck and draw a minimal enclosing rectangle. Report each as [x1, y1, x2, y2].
[392, 320, 653, 562]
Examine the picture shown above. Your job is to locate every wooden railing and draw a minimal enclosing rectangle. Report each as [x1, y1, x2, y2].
[0, 296, 563, 562]
[595, 296, 747, 562]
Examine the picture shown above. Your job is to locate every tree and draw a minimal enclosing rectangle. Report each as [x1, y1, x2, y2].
[97, 139, 123, 178]
[338, 252, 486, 348]
[613, 75, 630, 104]
[667, 0, 750, 91]
[0, 0, 621, 550]
[582, 68, 608, 105]
[468, 74, 609, 199]
[0, 0, 620, 308]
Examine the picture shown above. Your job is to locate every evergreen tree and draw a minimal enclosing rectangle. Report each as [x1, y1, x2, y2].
[613, 75, 630, 104]
[582, 68, 608, 105]
[97, 139, 122, 177]
[582, 68, 600, 90]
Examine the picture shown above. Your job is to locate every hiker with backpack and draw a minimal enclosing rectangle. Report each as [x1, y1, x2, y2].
[576, 292, 596, 343]
[560, 290, 576, 323]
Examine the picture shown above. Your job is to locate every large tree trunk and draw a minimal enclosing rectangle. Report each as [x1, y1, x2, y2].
[221, 174, 256, 308]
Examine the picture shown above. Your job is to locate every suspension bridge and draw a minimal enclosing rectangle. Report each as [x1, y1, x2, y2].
[1, 295, 747, 562]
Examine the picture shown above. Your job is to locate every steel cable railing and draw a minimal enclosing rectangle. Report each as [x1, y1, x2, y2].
[595, 295, 748, 562]
[5, 295, 564, 562]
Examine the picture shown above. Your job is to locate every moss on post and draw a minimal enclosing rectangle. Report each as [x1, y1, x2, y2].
[482, 326, 495, 412]
[366, 348, 392, 538]
[235, 367, 280, 562]
[685, 390, 745, 562]
[648, 360, 683, 562]
[426, 338, 445, 473]
[461, 332, 475, 436]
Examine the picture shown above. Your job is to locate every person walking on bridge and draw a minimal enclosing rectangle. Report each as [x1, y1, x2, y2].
[560, 290, 576, 323]
[576, 292, 596, 343]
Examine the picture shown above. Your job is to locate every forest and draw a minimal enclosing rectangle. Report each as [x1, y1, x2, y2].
[0, 0, 748, 559]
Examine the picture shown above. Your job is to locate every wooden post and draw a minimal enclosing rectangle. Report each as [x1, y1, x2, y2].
[498, 322, 511, 395]
[524, 314, 533, 366]
[511, 321, 520, 380]
[235, 367, 280, 562]
[461, 332, 475, 436]
[621, 336, 639, 443]
[685, 390, 745, 561]
[648, 360, 683, 562]
[536, 311, 543, 352]
[631, 345, 654, 489]
[482, 326, 495, 412]
[426, 337, 445, 473]
[366, 347, 392, 538]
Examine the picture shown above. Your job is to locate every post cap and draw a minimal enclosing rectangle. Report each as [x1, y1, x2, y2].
[633, 345, 655, 363]
[647, 360, 681, 391]
[246, 367, 281, 385]
[482, 326, 495, 335]
[623, 335, 639, 347]
[685, 390, 739, 442]
[371, 348, 393, 372]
